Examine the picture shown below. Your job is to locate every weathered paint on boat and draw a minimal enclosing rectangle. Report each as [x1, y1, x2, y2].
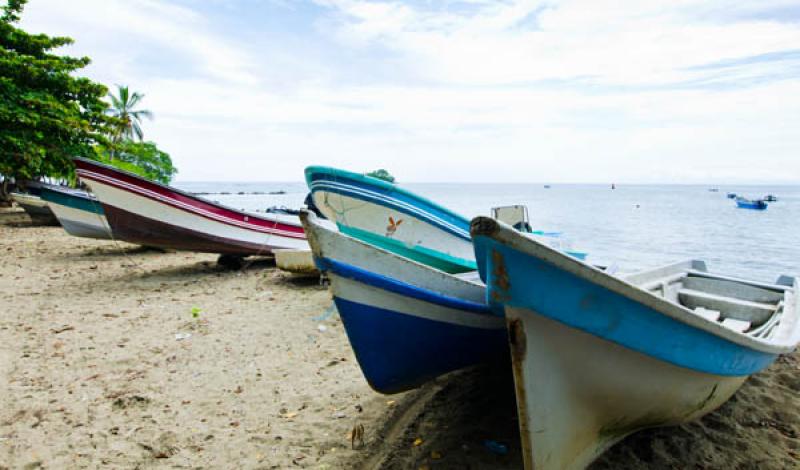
[301, 210, 506, 394]
[10, 192, 60, 226]
[471, 216, 799, 470]
[74, 158, 307, 255]
[39, 186, 111, 239]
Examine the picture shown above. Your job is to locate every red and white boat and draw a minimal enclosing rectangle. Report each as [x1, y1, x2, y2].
[73, 158, 307, 255]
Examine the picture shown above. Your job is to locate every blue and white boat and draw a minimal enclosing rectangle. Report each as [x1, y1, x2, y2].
[470, 216, 799, 470]
[305, 166, 586, 273]
[735, 197, 768, 210]
[39, 186, 111, 239]
[300, 210, 506, 394]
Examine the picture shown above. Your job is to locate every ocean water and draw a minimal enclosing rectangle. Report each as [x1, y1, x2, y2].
[175, 181, 799, 283]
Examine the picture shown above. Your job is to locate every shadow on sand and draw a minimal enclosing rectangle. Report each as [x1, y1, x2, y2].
[368, 360, 524, 470]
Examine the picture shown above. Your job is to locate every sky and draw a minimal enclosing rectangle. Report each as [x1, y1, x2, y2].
[16, 0, 800, 183]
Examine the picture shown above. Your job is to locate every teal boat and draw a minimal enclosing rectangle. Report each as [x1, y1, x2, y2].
[305, 166, 586, 273]
[39, 186, 111, 239]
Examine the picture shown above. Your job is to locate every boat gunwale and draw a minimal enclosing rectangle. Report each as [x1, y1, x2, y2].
[300, 210, 488, 303]
[304, 165, 471, 229]
[470, 216, 800, 355]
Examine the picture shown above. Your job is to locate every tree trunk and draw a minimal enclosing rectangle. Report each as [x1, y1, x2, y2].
[0, 178, 11, 207]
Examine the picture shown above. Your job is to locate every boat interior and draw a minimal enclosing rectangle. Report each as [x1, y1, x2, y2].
[623, 261, 794, 338]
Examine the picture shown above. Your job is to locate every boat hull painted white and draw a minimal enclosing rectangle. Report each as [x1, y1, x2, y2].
[506, 306, 746, 470]
[274, 249, 319, 276]
[311, 189, 475, 272]
[47, 200, 111, 239]
[86, 178, 307, 253]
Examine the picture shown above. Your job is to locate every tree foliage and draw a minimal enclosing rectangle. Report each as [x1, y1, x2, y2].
[0, 0, 116, 189]
[366, 169, 396, 183]
[94, 140, 177, 184]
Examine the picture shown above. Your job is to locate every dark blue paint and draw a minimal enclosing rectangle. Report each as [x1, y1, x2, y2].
[333, 297, 508, 394]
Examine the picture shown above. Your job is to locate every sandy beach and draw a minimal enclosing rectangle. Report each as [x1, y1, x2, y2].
[1, 206, 798, 469]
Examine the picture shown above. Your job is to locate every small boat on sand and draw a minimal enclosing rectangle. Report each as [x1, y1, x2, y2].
[301, 210, 506, 393]
[10, 191, 59, 226]
[471, 216, 799, 470]
[39, 186, 111, 239]
[735, 197, 768, 210]
[274, 248, 319, 277]
[74, 158, 307, 255]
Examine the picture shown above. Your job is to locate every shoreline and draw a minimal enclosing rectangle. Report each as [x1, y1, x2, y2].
[1, 206, 798, 469]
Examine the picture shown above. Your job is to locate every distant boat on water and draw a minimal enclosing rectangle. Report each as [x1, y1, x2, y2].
[543, 184, 551, 189]
[726, 192, 737, 199]
[735, 197, 768, 210]
[708, 188, 719, 192]
[764, 194, 778, 202]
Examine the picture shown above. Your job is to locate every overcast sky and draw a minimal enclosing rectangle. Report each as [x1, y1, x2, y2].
[18, 0, 800, 183]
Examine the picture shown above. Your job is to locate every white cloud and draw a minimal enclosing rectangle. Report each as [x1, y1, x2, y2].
[21, 0, 257, 85]
[15, 0, 800, 182]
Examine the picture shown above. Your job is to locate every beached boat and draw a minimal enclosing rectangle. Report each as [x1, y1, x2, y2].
[39, 186, 111, 239]
[73, 158, 307, 255]
[305, 166, 586, 273]
[10, 191, 60, 226]
[735, 197, 768, 210]
[470, 216, 800, 470]
[301, 210, 506, 393]
[306, 166, 477, 273]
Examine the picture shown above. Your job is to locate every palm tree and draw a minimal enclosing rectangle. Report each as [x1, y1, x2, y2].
[107, 85, 153, 143]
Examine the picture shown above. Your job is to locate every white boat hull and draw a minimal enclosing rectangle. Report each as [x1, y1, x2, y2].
[47, 200, 111, 240]
[506, 306, 746, 470]
[274, 249, 319, 276]
[85, 177, 307, 253]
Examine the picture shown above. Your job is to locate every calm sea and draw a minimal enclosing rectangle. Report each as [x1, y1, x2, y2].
[175, 181, 800, 283]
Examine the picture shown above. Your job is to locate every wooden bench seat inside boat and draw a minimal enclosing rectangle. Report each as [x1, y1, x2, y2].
[678, 287, 775, 326]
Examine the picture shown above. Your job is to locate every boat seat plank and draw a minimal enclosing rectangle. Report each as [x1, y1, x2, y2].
[721, 318, 751, 333]
[694, 307, 721, 322]
[678, 288, 775, 326]
[683, 276, 784, 303]
[687, 270, 790, 293]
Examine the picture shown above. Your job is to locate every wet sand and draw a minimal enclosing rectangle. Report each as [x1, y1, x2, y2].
[1, 206, 798, 469]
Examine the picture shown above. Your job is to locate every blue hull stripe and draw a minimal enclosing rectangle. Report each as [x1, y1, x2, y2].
[317, 257, 492, 316]
[474, 236, 777, 376]
[333, 296, 507, 393]
[308, 175, 471, 240]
